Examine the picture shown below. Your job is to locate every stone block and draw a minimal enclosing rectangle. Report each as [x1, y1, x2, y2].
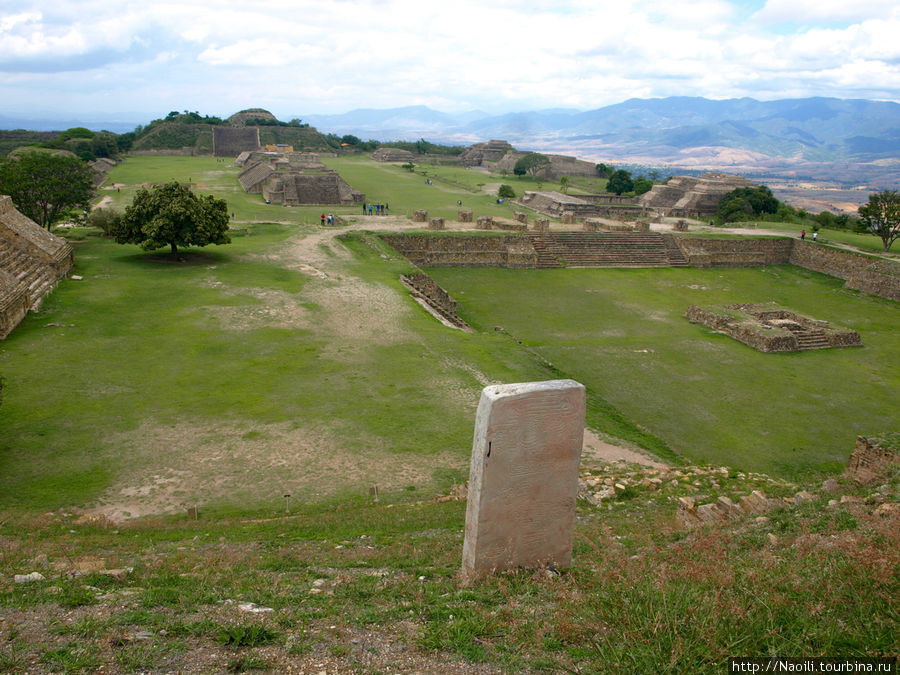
[428, 218, 445, 230]
[561, 211, 576, 225]
[458, 209, 473, 223]
[532, 218, 550, 233]
[413, 209, 428, 223]
[514, 211, 528, 224]
[462, 380, 585, 579]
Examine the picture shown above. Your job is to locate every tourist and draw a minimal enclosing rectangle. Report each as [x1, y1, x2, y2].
[801, 229, 806, 240]
[813, 231, 818, 242]
[362, 203, 367, 215]
[321, 213, 326, 226]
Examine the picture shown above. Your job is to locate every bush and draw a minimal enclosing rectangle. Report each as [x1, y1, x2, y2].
[498, 184, 516, 199]
[88, 207, 122, 237]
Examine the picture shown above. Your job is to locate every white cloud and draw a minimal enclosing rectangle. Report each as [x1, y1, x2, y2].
[753, 0, 898, 23]
[0, 0, 898, 116]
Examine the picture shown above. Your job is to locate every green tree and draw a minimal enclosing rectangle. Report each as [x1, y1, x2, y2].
[715, 186, 779, 223]
[498, 184, 516, 199]
[114, 182, 230, 255]
[858, 190, 900, 251]
[0, 150, 93, 229]
[559, 176, 570, 194]
[596, 163, 612, 178]
[606, 169, 634, 195]
[633, 178, 653, 196]
[514, 153, 551, 178]
[401, 162, 416, 172]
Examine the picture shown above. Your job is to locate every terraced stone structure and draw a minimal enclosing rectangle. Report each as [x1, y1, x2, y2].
[686, 302, 862, 352]
[638, 172, 756, 218]
[237, 152, 364, 206]
[0, 196, 74, 338]
[372, 148, 416, 162]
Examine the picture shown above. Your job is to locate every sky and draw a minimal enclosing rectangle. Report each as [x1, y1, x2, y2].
[1, 0, 899, 123]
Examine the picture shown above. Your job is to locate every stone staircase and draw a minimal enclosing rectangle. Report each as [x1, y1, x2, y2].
[528, 232, 690, 268]
[787, 324, 831, 350]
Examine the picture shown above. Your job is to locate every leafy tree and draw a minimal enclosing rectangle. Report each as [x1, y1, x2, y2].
[559, 176, 570, 194]
[0, 150, 93, 228]
[596, 163, 612, 178]
[513, 153, 551, 178]
[401, 162, 416, 172]
[497, 184, 516, 199]
[715, 186, 779, 223]
[341, 134, 361, 146]
[114, 182, 230, 255]
[606, 169, 634, 195]
[633, 178, 653, 196]
[858, 190, 900, 251]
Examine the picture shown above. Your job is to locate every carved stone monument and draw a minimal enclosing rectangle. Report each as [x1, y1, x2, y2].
[462, 380, 586, 579]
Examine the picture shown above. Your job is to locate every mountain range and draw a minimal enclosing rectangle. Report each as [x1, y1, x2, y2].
[303, 97, 900, 188]
[2, 97, 898, 188]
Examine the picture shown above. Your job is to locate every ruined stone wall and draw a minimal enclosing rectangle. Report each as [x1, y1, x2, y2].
[675, 237, 793, 267]
[0, 196, 74, 338]
[789, 241, 900, 301]
[213, 127, 261, 157]
[380, 234, 538, 268]
[846, 436, 900, 484]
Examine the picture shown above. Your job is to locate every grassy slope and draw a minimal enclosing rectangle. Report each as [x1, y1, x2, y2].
[0, 153, 897, 672]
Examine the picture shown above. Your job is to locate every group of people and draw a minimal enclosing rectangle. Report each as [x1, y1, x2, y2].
[800, 229, 818, 242]
[320, 213, 337, 226]
[363, 202, 388, 215]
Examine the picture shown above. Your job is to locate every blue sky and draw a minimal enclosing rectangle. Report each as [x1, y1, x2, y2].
[1, 0, 898, 123]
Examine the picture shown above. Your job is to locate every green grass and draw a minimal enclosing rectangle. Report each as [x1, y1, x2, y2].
[427, 264, 900, 477]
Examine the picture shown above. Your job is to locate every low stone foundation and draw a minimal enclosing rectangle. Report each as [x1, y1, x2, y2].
[429, 218, 445, 231]
[413, 210, 428, 223]
[458, 209, 473, 223]
[476, 216, 494, 230]
[686, 302, 861, 352]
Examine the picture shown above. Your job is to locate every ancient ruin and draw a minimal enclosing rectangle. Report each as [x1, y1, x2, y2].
[237, 151, 363, 206]
[213, 127, 261, 158]
[372, 148, 416, 163]
[686, 302, 862, 352]
[400, 272, 472, 331]
[846, 435, 900, 484]
[0, 196, 74, 338]
[519, 191, 643, 220]
[638, 173, 756, 218]
[462, 380, 585, 578]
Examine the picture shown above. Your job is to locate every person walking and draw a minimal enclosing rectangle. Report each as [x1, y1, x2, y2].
[800, 229, 806, 240]
[321, 213, 326, 226]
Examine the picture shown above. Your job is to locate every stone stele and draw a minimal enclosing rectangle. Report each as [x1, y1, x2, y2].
[461, 379, 585, 578]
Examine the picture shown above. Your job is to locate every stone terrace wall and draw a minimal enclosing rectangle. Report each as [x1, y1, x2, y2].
[790, 240, 900, 301]
[380, 234, 538, 268]
[213, 127, 260, 157]
[675, 237, 793, 267]
[0, 196, 74, 338]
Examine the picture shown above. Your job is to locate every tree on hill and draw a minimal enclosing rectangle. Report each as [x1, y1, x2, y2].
[513, 153, 551, 178]
[633, 177, 653, 196]
[858, 190, 900, 251]
[114, 182, 230, 255]
[606, 169, 634, 195]
[0, 150, 93, 228]
[559, 176, 570, 194]
[498, 184, 516, 199]
[716, 186, 779, 223]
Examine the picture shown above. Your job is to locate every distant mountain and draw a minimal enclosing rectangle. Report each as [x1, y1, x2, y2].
[306, 97, 900, 164]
